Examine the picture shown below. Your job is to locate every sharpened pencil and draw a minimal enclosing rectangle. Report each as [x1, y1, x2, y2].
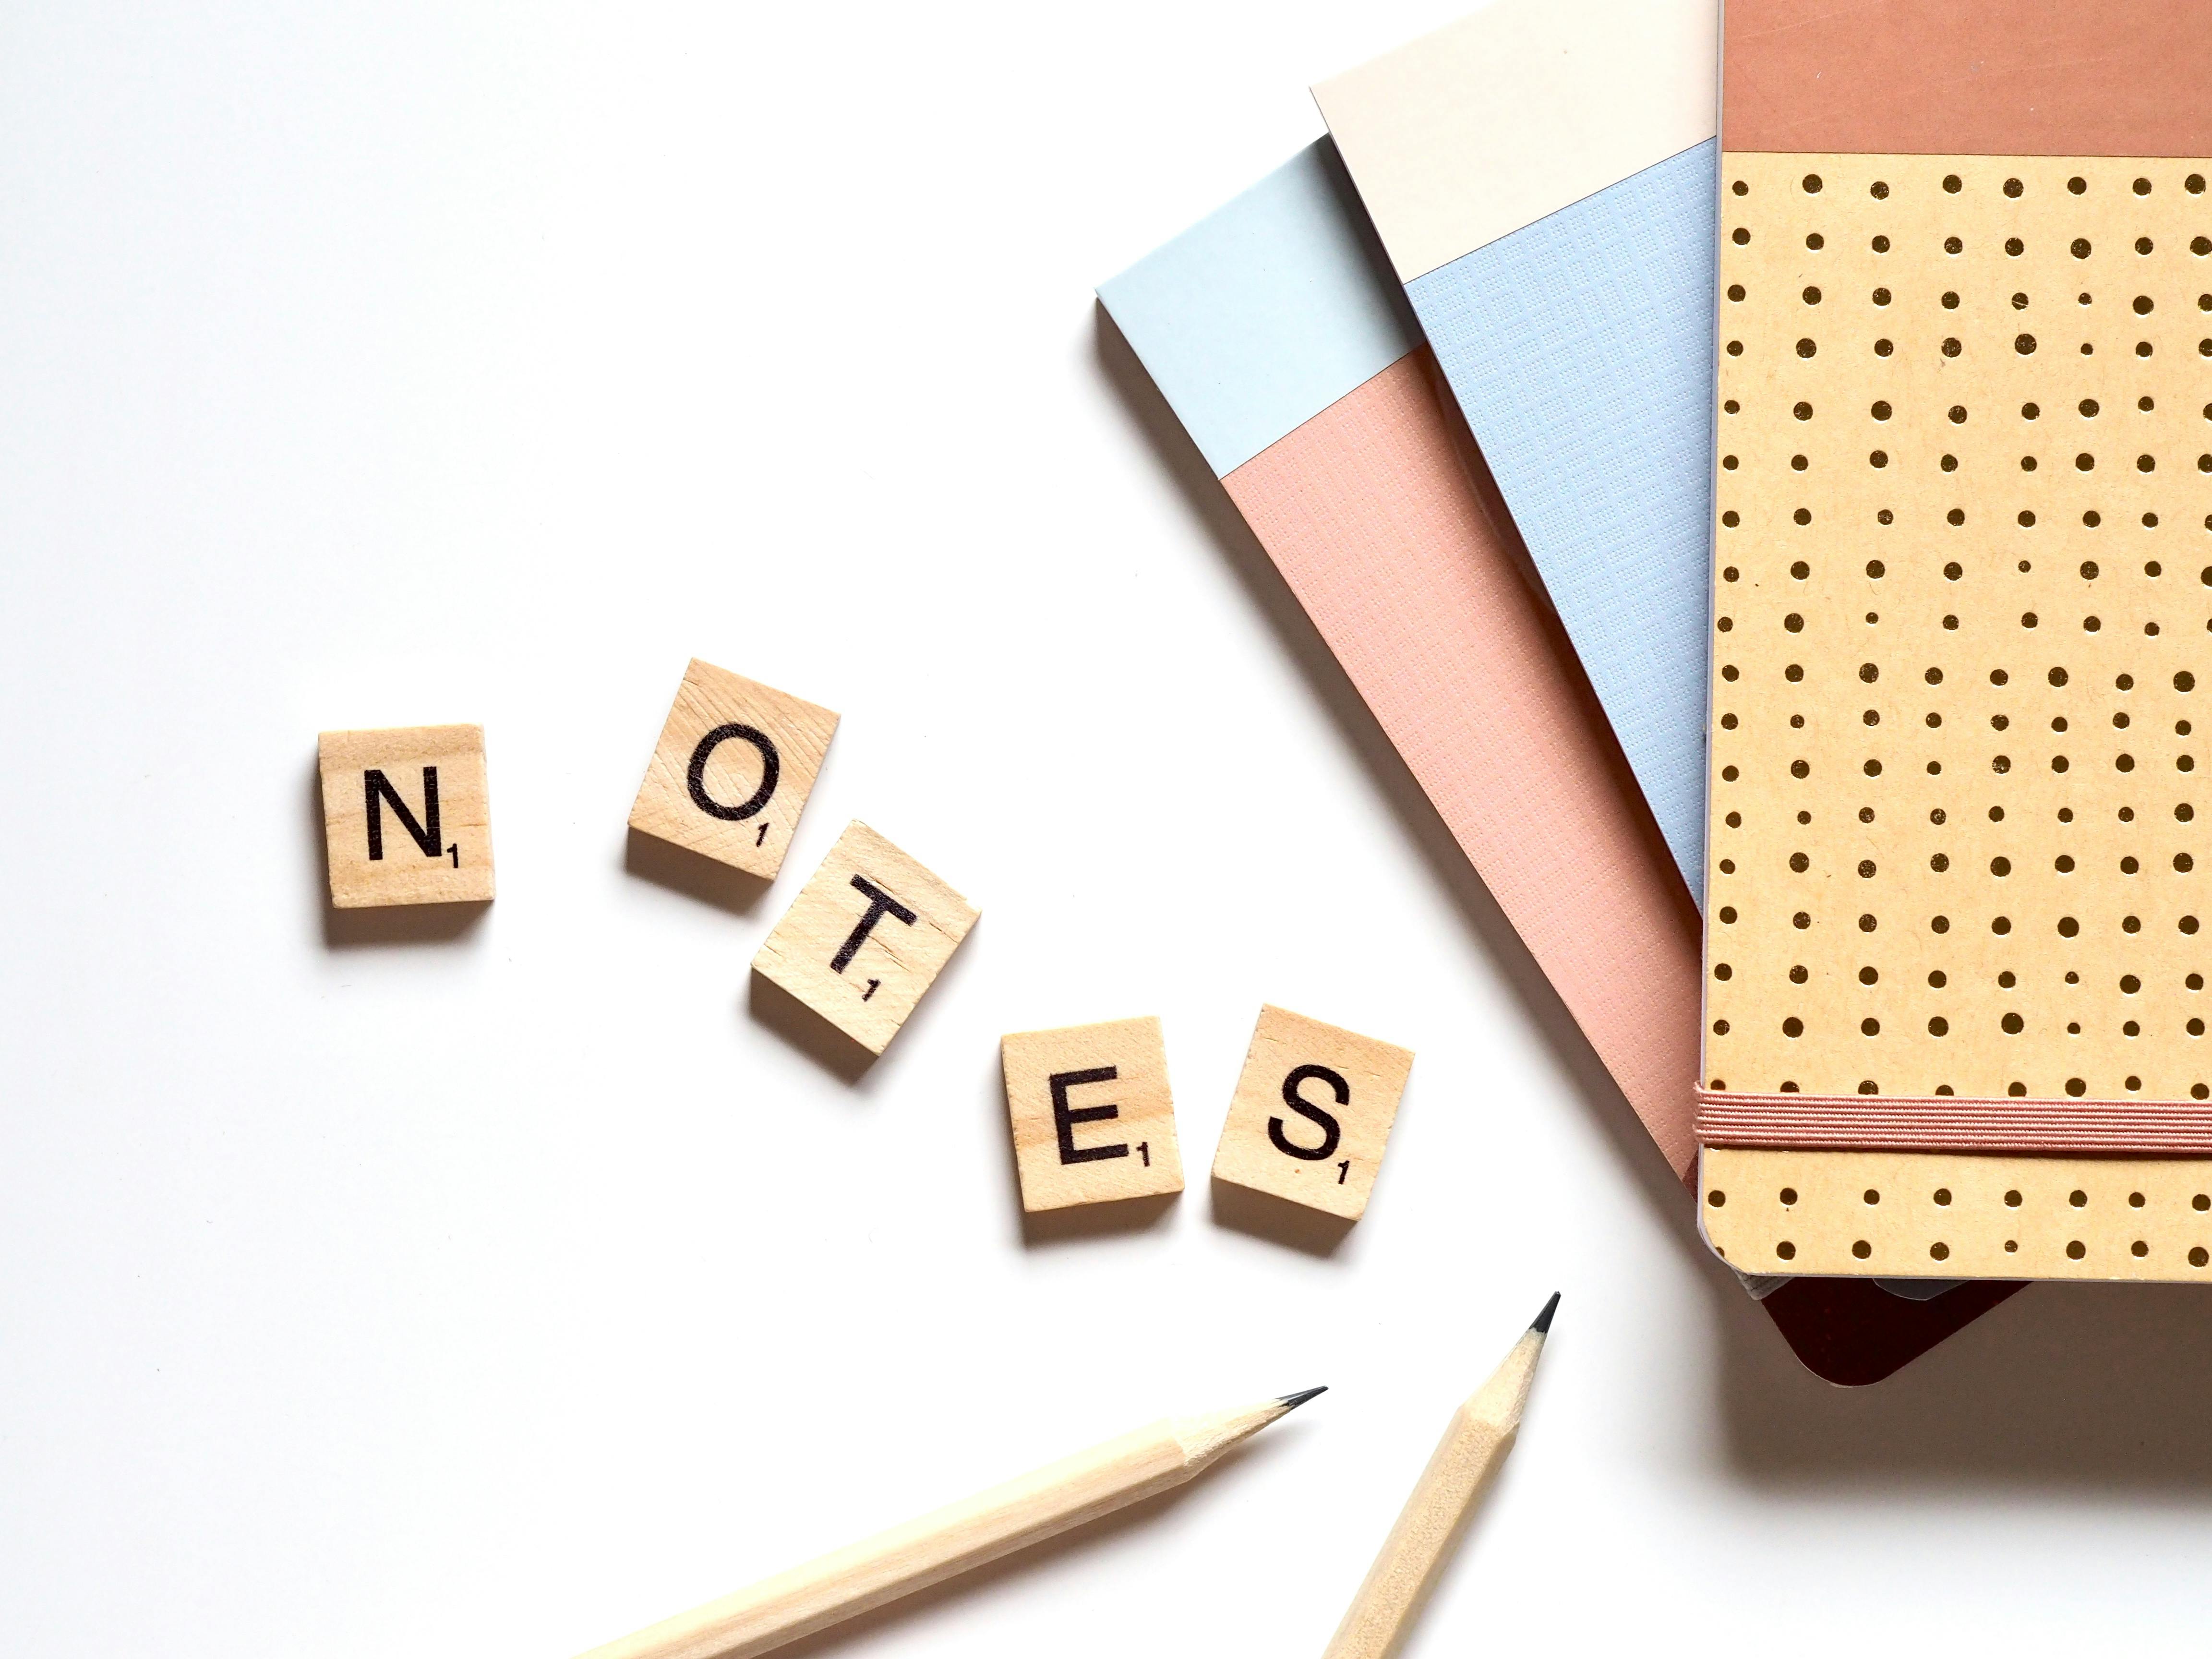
[576, 1386, 1326, 1659]
[1320, 1296, 1557, 1659]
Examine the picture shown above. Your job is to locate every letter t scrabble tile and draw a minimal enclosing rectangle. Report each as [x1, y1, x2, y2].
[1210, 1005, 1413, 1222]
[751, 820, 978, 1055]
[1000, 1017, 1185, 1212]
[628, 658, 839, 881]
[317, 724, 494, 908]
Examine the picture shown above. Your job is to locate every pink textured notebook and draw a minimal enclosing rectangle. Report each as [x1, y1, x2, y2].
[1102, 143, 1703, 1173]
[1227, 362, 1711, 1163]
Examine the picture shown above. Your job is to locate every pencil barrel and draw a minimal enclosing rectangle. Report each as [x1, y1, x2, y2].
[1319, 1407, 1517, 1659]
[578, 1422, 1192, 1659]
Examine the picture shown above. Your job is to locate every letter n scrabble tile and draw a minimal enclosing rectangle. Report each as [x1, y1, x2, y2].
[1000, 1017, 1185, 1212]
[317, 725, 494, 908]
[752, 820, 978, 1054]
[628, 658, 839, 881]
[1211, 1005, 1413, 1222]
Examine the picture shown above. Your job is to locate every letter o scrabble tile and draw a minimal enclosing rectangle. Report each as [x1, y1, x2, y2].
[1211, 1005, 1413, 1222]
[752, 820, 978, 1055]
[628, 658, 839, 881]
[1000, 1017, 1185, 1212]
[317, 725, 494, 908]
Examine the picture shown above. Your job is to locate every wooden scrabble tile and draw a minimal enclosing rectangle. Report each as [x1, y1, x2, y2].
[627, 659, 839, 881]
[1000, 1017, 1185, 1212]
[1211, 1005, 1413, 1222]
[751, 820, 977, 1055]
[318, 725, 494, 908]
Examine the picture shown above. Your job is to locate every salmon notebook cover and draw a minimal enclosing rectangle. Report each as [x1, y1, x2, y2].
[1696, 0, 2212, 1283]
[1099, 142, 2017, 1379]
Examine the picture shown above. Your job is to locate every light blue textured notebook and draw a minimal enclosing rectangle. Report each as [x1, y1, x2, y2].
[1095, 141, 1414, 479]
[1316, 0, 1720, 902]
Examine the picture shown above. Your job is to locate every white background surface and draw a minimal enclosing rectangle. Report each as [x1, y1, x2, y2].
[6, 4, 2212, 1655]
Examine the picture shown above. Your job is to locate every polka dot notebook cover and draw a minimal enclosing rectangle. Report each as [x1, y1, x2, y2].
[1699, 0, 2212, 1282]
[1101, 140, 2020, 1382]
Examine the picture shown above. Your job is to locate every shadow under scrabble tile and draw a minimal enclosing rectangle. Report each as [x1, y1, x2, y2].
[323, 898, 490, 949]
[1208, 1177, 1356, 1260]
[623, 825, 773, 917]
[306, 757, 490, 949]
[746, 968, 877, 1086]
[1019, 1191, 1179, 1249]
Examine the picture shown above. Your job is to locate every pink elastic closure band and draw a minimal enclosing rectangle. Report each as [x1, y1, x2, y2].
[1695, 1089, 2212, 1156]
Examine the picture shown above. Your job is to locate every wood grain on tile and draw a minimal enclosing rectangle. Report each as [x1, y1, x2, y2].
[318, 724, 493, 908]
[751, 821, 976, 1056]
[629, 659, 838, 881]
[1211, 1005, 1412, 1222]
[1000, 1017, 1184, 1212]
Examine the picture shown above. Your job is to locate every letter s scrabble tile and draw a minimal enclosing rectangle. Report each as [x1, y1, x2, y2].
[1000, 1017, 1185, 1212]
[1211, 1005, 1413, 1222]
[751, 821, 978, 1055]
[628, 659, 839, 881]
[317, 725, 494, 908]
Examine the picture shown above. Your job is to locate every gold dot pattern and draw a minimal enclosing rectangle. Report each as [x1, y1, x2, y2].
[1700, 1147, 2212, 1282]
[1707, 155, 2212, 1104]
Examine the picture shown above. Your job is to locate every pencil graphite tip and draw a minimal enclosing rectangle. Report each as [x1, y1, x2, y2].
[1530, 1292, 1561, 1335]
[1276, 1385, 1328, 1413]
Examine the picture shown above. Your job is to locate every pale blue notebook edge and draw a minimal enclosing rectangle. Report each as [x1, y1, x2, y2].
[1406, 140, 1719, 904]
[1097, 139, 1416, 477]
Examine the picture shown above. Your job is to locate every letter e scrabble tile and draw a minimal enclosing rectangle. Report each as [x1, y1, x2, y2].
[1211, 1005, 1412, 1222]
[752, 820, 977, 1054]
[317, 725, 494, 908]
[628, 658, 839, 881]
[1000, 1018, 1185, 1212]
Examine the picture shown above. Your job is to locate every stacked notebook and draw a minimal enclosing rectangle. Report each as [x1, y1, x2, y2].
[1696, 0, 2212, 1282]
[1100, 0, 2058, 1382]
[1098, 142, 1705, 1178]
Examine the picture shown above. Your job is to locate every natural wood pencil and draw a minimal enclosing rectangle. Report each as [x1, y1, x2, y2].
[576, 1386, 1325, 1659]
[1320, 1295, 1557, 1659]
